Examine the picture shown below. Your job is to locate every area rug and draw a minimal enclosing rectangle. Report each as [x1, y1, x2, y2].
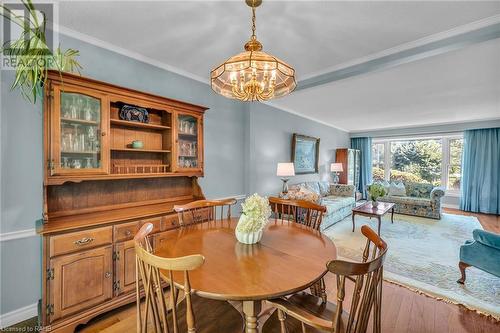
[324, 213, 500, 319]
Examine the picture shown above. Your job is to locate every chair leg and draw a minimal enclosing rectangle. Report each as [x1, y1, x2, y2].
[277, 309, 287, 333]
[457, 261, 470, 284]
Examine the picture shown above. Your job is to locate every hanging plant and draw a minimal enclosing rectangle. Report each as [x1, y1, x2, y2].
[0, 0, 82, 103]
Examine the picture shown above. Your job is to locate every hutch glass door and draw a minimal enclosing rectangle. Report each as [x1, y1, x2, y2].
[176, 113, 201, 171]
[51, 86, 109, 175]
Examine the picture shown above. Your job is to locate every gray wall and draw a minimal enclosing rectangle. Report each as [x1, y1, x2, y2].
[0, 34, 349, 320]
[247, 103, 350, 195]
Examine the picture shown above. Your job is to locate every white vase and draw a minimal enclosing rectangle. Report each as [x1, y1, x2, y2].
[372, 200, 379, 207]
[235, 229, 263, 245]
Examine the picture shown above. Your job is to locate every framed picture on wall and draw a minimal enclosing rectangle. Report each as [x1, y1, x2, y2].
[292, 133, 320, 174]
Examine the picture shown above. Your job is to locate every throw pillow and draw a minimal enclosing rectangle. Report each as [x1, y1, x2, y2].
[389, 182, 406, 196]
[285, 186, 320, 203]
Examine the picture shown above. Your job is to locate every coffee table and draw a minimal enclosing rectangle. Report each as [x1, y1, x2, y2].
[352, 201, 395, 235]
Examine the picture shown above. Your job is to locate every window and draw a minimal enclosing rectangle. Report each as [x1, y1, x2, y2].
[371, 134, 463, 193]
[447, 138, 463, 191]
[371, 143, 385, 182]
[390, 139, 442, 186]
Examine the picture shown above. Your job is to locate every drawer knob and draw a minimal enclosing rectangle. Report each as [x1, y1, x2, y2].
[125, 230, 132, 237]
[105, 272, 111, 278]
[74, 237, 95, 246]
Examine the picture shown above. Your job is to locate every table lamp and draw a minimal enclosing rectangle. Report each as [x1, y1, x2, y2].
[330, 163, 343, 184]
[277, 163, 295, 193]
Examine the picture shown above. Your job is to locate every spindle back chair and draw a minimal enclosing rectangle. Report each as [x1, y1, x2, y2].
[173, 198, 237, 226]
[269, 196, 328, 301]
[134, 223, 205, 333]
[267, 225, 388, 333]
[268, 196, 327, 231]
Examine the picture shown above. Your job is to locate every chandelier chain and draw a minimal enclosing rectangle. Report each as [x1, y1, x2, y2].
[251, 6, 256, 38]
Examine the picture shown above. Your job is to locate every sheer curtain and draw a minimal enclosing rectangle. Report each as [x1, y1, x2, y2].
[460, 128, 500, 214]
[351, 137, 372, 198]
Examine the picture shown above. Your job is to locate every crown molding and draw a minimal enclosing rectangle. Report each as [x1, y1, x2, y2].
[53, 25, 209, 85]
[300, 14, 500, 82]
[349, 117, 500, 136]
[260, 101, 349, 133]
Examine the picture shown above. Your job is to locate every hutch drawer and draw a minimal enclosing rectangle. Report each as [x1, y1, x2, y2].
[49, 226, 112, 257]
[162, 214, 179, 230]
[114, 221, 140, 242]
[141, 217, 162, 234]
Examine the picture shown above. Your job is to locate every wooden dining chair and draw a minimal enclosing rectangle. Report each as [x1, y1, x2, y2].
[269, 197, 327, 231]
[264, 225, 388, 333]
[134, 223, 243, 333]
[173, 198, 237, 226]
[269, 196, 328, 301]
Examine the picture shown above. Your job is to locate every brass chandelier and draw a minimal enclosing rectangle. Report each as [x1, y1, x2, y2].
[210, 0, 296, 102]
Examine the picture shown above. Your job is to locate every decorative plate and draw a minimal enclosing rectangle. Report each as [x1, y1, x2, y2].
[119, 104, 149, 123]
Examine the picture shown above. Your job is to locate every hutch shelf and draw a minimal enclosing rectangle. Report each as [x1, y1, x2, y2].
[39, 71, 208, 332]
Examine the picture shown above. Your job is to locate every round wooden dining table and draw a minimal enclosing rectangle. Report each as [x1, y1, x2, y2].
[154, 217, 337, 333]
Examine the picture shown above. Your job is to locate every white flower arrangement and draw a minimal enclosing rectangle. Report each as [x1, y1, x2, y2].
[236, 194, 272, 233]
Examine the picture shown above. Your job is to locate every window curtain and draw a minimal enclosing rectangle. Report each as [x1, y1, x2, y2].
[460, 128, 500, 214]
[351, 137, 372, 198]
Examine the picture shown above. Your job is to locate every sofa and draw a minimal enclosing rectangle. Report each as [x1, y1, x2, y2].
[281, 181, 356, 231]
[458, 229, 500, 284]
[376, 182, 445, 219]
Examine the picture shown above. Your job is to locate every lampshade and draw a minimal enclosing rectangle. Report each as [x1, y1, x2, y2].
[277, 163, 295, 177]
[330, 163, 343, 172]
[210, 0, 296, 101]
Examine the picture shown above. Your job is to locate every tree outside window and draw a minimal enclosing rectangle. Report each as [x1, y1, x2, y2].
[447, 138, 463, 191]
[371, 143, 385, 181]
[390, 139, 442, 186]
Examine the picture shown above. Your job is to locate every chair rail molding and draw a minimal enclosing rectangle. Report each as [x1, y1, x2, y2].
[0, 228, 37, 242]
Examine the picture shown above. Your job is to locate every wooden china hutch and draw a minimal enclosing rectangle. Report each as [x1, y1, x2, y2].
[38, 71, 208, 332]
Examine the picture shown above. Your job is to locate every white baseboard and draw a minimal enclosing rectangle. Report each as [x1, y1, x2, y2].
[0, 303, 38, 329]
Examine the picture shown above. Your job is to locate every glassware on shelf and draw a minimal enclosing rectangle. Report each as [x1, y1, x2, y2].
[71, 124, 80, 151]
[84, 157, 93, 168]
[62, 98, 71, 118]
[83, 100, 93, 121]
[62, 157, 70, 168]
[70, 95, 78, 119]
[72, 159, 82, 169]
[78, 133, 86, 152]
[61, 131, 72, 151]
[189, 122, 195, 135]
[76, 96, 84, 120]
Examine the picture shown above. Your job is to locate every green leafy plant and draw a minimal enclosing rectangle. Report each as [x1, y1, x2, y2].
[0, 0, 82, 103]
[236, 194, 272, 233]
[367, 183, 387, 201]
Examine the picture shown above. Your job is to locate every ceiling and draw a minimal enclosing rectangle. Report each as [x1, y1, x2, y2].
[57, 1, 500, 132]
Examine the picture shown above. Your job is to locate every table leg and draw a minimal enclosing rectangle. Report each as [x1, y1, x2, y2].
[243, 300, 261, 333]
[352, 212, 356, 232]
[377, 216, 381, 236]
[391, 207, 394, 223]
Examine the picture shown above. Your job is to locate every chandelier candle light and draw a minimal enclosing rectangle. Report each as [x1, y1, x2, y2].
[210, 0, 296, 101]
